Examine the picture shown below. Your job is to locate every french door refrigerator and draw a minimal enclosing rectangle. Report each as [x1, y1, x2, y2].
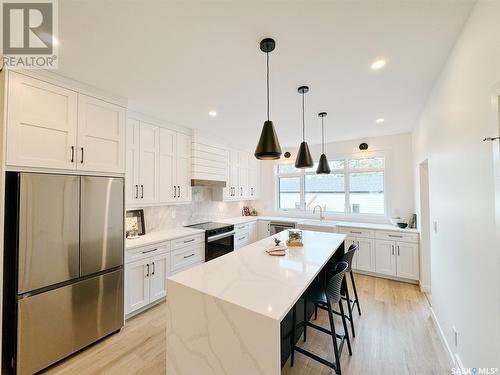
[2, 172, 124, 375]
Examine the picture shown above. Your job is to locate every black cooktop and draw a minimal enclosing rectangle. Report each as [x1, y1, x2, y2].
[186, 222, 232, 231]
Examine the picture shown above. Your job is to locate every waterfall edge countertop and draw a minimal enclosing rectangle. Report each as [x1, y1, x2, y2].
[125, 227, 205, 250]
[167, 230, 346, 321]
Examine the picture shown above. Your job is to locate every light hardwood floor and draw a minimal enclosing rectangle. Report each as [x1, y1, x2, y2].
[42, 274, 450, 375]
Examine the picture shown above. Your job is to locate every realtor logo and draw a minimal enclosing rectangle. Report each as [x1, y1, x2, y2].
[1, 0, 58, 69]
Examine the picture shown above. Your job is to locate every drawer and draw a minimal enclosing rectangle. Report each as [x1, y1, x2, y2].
[338, 227, 374, 239]
[171, 244, 204, 273]
[234, 223, 250, 234]
[375, 231, 419, 243]
[235, 232, 250, 248]
[171, 234, 204, 250]
[125, 243, 169, 264]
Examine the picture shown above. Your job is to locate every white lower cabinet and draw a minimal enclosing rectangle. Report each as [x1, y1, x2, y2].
[258, 220, 271, 240]
[234, 221, 258, 249]
[395, 242, 419, 280]
[374, 240, 397, 276]
[125, 245, 169, 316]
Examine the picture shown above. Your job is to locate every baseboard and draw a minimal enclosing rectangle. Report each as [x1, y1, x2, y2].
[419, 283, 431, 293]
[429, 306, 456, 368]
[353, 270, 419, 285]
[125, 297, 165, 320]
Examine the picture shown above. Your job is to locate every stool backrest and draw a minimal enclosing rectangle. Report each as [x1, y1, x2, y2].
[342, 243, 358, 272]
[325, 261, 349, 304]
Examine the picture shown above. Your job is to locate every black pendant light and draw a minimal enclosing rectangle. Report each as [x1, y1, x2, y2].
[295, 86, 314, 168]
[316, 112, 331, 174]
[255, 38, 282, 160]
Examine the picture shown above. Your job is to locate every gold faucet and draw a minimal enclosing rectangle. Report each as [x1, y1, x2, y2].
[313, 205, 325, 221]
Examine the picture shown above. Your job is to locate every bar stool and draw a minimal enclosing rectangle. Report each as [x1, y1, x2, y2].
[315, 242, 362, 338]
[290, 261, 352, 374]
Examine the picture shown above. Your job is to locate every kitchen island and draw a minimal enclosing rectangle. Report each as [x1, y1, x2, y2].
[166, 230, 346, 375]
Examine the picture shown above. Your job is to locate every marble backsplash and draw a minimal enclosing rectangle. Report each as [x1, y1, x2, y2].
[140, 187, 247, 232]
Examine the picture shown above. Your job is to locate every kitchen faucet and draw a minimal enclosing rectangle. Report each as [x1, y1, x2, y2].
[313, 205, 325, 221]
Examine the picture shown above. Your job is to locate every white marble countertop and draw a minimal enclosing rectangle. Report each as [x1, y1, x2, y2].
[168, 230, 346, 321]
[220, 215, 419, 233]
[125, 227, 205, 250]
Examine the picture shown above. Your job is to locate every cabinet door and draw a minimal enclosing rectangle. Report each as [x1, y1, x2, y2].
[238, 167, 249, 199]
[248, 164, 260, 199]
[139, 122, 159, 204]
[7, 72, 78, 170]
[396, 242, 419, 280]
[356, 238, 375, 272]
[150, 252, 170, 302]
[77, 94, 126, 173]
[159, 128, 176, 203]
[258, 221, 271, 240]
[126, 119, 140, 205]
[375, 240, 397, 276]
[176, 132, 192, 202]
[125, 259, 150, 315]
[248, 221, 258, 243]
[230, 150, 239, 199]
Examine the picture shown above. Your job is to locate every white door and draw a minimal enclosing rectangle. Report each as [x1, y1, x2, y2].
[77, 94, 126, 173]
[356, 238, 375, 272]
[126, 119, 140, 205]
[176, 132, 192, 202]
[159, 128, 176, 203]
[396, 242, 419, 280]
[150, 252, 170, 302]
[375, 240, 397, 276]
[139, 122, 159, 204]
[6, 72, 78, 170]
[125, 259, 150, 315]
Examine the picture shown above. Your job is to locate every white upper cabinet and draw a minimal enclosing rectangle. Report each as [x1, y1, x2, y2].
[77, 94, 126, 173]
[159, 128, 176, 203]
[6, 72, 78, 170]
[6, 72, 126, 174]
[217, 150, 259, 202]
[175, 132, 192, 202]
[125, 115, 192, 207]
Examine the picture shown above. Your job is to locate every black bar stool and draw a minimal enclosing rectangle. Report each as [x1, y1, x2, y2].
[315, 242, 362, 338]
[290, 261, 352, 374]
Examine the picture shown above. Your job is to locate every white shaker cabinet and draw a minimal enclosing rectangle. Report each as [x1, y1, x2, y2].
[149, 251, 169, 301]
[125, 119, 141, 203]
[139, 122, 160, 204]
[77, 94, 126, 173]
[125, 258, 151, 314]
[175, 132, 192, 202]
[6, 72, 78, 170]
[374, 239, 397, 276]
[258, 220, 271, 240]
[395, 242, 419, 280]
[355, 238, 376, 272]
[159, 128, 176, 203]
[6, 71, 126, 174]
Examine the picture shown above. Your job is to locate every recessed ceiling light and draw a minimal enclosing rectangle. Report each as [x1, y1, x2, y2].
[208, 111, 217, 117]
[375, 118, 385, 124]
[371, 59, 386, 70]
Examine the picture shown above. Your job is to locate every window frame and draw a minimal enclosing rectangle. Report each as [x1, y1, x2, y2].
[275, 151, 389, 217]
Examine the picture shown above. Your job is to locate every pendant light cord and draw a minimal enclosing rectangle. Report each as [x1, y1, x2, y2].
[266, 52, 270, 121]
[321, 117, 325, 154]
[302, 92, 305, 142]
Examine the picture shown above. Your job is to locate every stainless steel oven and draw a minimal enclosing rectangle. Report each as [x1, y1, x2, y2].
[270, 222, 296, 235]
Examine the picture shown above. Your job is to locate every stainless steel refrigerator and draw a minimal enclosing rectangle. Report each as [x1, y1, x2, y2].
[2, 172, 124, 375]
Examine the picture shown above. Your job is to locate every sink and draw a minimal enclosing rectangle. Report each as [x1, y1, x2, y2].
[296, 220, 337, 233]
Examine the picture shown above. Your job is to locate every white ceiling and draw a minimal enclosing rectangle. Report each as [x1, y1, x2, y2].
[58, 0, 475, 150]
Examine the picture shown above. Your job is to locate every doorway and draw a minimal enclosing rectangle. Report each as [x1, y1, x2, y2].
[419, 159, 431, 301]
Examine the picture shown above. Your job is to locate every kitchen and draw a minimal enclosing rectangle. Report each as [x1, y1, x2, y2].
[0, 1, 500, 375]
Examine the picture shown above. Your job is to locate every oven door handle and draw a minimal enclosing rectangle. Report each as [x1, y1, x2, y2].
[207, 231, 235, 243]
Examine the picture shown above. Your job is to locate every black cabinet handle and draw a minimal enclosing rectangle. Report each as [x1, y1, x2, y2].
[135, 185, 138, 199]
[391, 245, 395, 256]
[141, 185, 144, 199]
[174, 186, 177, 198]
[184, 239, 195, 243]
[146, 264, 149, 277]
[397, 246, 400, 256]
[183, 253, 195, 259]
[389, 234, 403, 238]
[178, 185, 181, 198]
[80, 147, 84, 164]
[240, 187, 243, 196]
[70, 146, 75, 163]
[152, 262, 155, 275]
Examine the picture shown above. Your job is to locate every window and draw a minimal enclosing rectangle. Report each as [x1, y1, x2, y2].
[276, 156, 385, 215]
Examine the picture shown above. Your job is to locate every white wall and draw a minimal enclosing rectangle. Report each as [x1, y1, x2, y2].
[412, 0, 500, 368]
[255, 132, 415, 223]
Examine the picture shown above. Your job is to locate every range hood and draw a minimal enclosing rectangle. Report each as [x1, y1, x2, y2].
[191, 179, 226, 188]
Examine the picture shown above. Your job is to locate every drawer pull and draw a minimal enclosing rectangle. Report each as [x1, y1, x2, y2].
[389, 234, 403, 238]
[238, 236, 246, 241]
[141, 248, 158, 254]
[350, 231, 362, 234]
[146, 264, 150, 277]
[183, 239, 195, 243]
[183, 253, 195, 259]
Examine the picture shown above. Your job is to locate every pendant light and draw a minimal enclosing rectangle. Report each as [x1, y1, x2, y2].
[254, 38, 282, 160]
[295, 86, 314, 168]
[316, 112, 331, 174]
